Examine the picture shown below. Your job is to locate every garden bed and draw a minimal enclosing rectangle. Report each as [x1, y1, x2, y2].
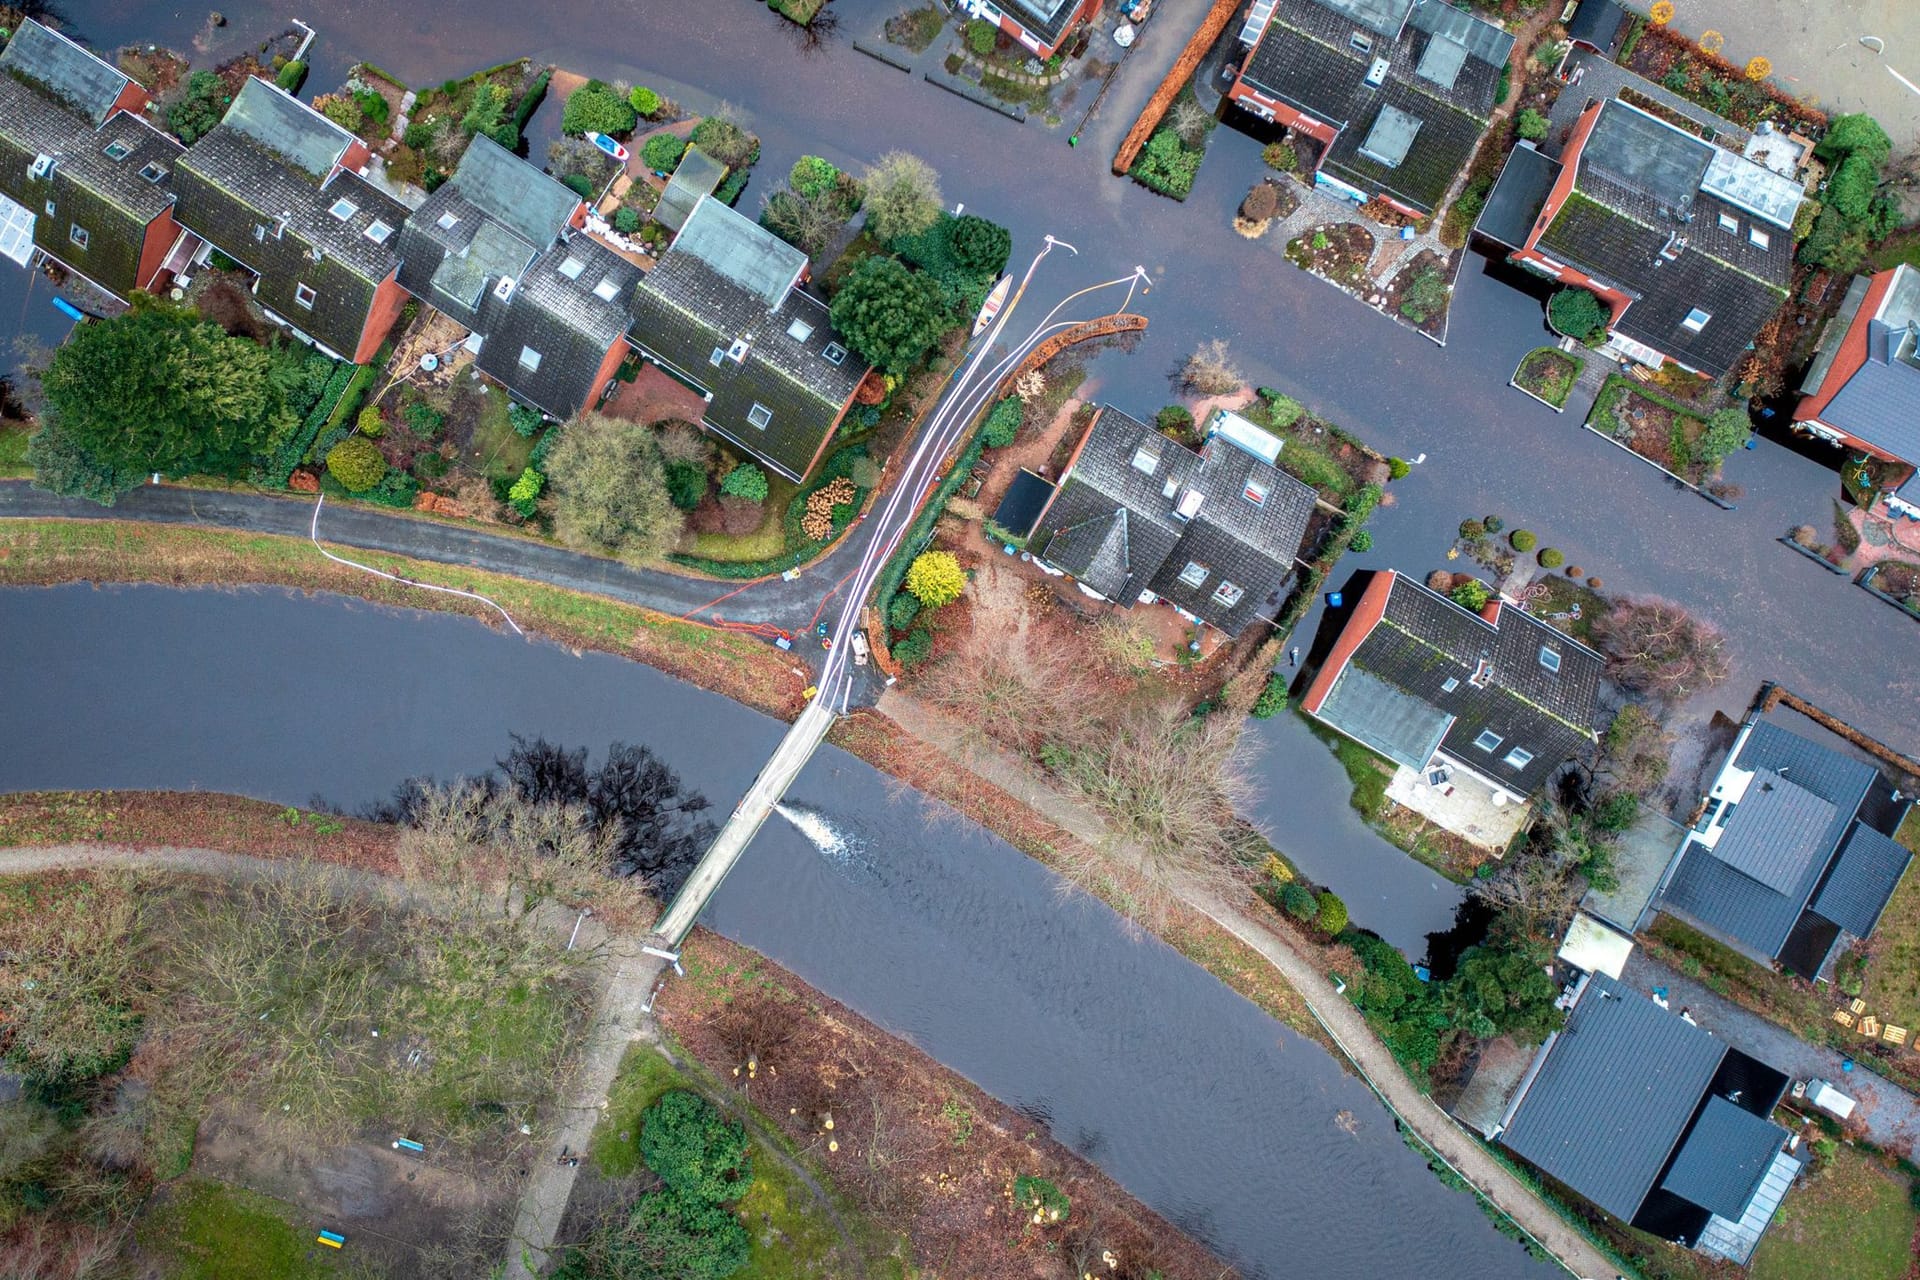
[885, 4, 945, 51]
[1511, 346, 1580, 410]
[1127, 85, 1215, 200]
[1859, 560, 1920, 619]
[1285, 222, 1375, 288]
[1587, 375, 1719, 488]
[1623, 24, 1825, 136]
[1383, 250, 1455, 337]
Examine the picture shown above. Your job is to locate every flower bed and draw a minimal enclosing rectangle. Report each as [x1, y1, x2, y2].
[1862, 560, 1920, 619]
[1285, 222, 1375, 287]
[1512, 347, 1580, 409]
[1589, 375, 1716, 486]
[1624, 24, 1825, 135]
[1383, 250, 1454, 336]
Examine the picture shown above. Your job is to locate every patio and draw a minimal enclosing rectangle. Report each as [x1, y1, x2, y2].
[1385, 760, 1531, 852]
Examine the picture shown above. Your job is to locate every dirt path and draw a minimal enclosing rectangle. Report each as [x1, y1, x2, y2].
[876, 692, 1615, 1280]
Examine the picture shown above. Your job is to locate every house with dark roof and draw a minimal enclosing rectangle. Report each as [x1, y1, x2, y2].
[0, 19, 195, 300]
[1655, 717, 1913, 980]
[1795, 264, 1920, 514]
[1300, 570, 1602, 816]
[1563, 0, 1631, 59]
[1478, 93, 1801, 377]
[394, 137, 641, 420]
[954, 0, 1102, 59]
[1225, 0, 1513, 218]
[171, 77, 407, 363]
[626, 195, 866, 481]
[1498, 973, 1799, 1264]
[1025, 406, 1318, 636]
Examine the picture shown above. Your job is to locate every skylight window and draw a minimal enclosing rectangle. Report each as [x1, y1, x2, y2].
[1349, 31, 1372, 53]
[1441, 676, 1459, 693]
[557, 256, 586, 280]
[1473, 730, 1503, 752]
[822, 342, 846, 365]
[1503, 746, 1535, 769]
[592, 277, 621, 302]
[68, 224, 88, 249]
[330, 198, 358, 221]
[102, 139, 132, 161]
[294, 282, 316, 309]
[1539, 646, 1561, 673]
[363, 220, 392, 244]
[747, 403, 773, 429]
[787, 317, 814, 342]
[138, 162, 167, 183]
[518, 346, 542, 371]
[1748, 227, 1770, 249]
[1212, 580, 1244, 608]
[1682, 307, 1711, 332]
[1178, 561, 1208, 588]
[1131, 445, 1159, 475]
[710, 347, 726, 367]
[436, 211, 460, 231]
[1717, 212, 1738, 233]
[1243, 478, 1268, 506]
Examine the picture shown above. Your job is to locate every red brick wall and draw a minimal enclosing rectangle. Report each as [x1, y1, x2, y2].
[352, 271, 409, 365]
[582, 336, 631, 417]
[135, 210, 184, 292]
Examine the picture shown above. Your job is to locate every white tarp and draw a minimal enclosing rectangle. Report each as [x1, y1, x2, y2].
[1556, 911, 1634, 979]
[0, 193, 37, 268]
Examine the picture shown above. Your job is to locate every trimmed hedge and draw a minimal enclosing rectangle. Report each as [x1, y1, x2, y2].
[872, 432, 986, 626]
[260, 359, 356, 488]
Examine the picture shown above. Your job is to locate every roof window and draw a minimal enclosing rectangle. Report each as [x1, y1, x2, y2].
[822, 342, 846, 365]
[68, 224, 88, 250]
[1503, 746, 1535, 769]
[1473, 729, 1503, 752]
[1178, 561, 1208, 588]
[592, 277, 621, 302]
[1131, 445, 1159, 475]
[1243, 477, 1268, 506]
[1212, 580, 1244, 608]
[787, 316, 814, 342]
[1539, 646, 1561, 673]
[1748, 227, 1770, 249]
[102, 139, 132, 161]
[1717, 212, 1738, 233]
[709, 347, 726, 367]
[1682, 307, 1711, 332]
[747, 403, 773, 429]
[436, 211, 460, 231]
[330, 198, 358, 221]
[1440, 676, 1460, 693]
[139, 162, 167, 183]
[294, 282, 316, 309]
[1349, 31, 1372, 53]
[364, 220, 393, 244]
[518, 346, 542, 371]
[557, 255, 586, 280]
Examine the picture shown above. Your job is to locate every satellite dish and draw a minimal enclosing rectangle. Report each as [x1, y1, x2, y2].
[420, 353, 440, 372]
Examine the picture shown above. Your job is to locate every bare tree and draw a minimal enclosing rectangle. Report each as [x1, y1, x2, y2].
[783, 5, 841, 56]
[1593, 703, 1673, 798]
[656, 419, 711, 466]
[760, 183, 853, 259]
[544, 411, 685, 561]
[1167, 98, 1212, 147]
[922, 626, 1098, 757]
[1180, 338, 1241, 395]
[1591, 597, 1732, 701]
[861, 150, 943, 243]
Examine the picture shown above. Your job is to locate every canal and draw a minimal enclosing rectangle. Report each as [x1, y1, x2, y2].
[0, 582, 1557, 1279]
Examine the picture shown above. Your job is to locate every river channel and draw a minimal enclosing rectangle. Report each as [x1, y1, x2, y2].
[0, 583, 1555, 1278]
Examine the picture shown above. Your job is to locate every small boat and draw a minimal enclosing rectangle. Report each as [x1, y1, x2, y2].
[972, 274, 1011, 337]
[585, 131, 631, 164]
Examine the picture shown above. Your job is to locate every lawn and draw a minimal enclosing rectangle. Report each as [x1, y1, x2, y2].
[462, 383, 536, 482]
[1857, 809, 1920, 1031]
[136, 1180, 347, 1280]
[686, 471, 800, 563]
[1299, 708, 1391, 820]
[1751, 1145, 1918, 1280]
[1513, 347, 1580, 409]
[0, 421, 29, 477]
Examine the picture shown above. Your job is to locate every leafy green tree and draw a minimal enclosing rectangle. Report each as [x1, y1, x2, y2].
[613, 206, 642, 234]
[1547, 287, 1606, 341]
[639, 1090, 752, 1204]
[562, 79, 637, 136]
[689, 115, 757, 168]
[1449, 578, 1491, 611]
[642, 133, 688, 172]
[25, 421, 139, 506]
[544, 412, 684, 559]
[1823, 153, 1880, 222]
[461, 83, 518, 151]
[628, 85, 662, 117]
[1815, 113, 1892, 167]
[886, 591, 921, 632]
[905, 550, 966, 606]
[1698, 407, 1751, 465]
[629, 1189, 750, 1278]
[664, 458, 708, 509]
[326, 435, 387, 492]
[829, 255, 948, 375]
[1448, 944, 1564, 1043]
[167, 71, 227, 145]
[789, 155, 841, 200]
[893, 627, 933, 666]
[949, 214, 1012, 277]
[862, 151, 943, 243]
[41, 296, 289, 480]
[981, 398, 1023, 447]
[1515, 108, 1549, 141]
[719, 462, 768, 502]
[1798, 204, 1873, 272]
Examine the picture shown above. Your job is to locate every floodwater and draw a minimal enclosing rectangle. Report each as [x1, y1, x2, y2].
[0, 583, 1557, 1279]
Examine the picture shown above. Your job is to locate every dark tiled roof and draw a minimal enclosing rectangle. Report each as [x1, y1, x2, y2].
[1659, 1096, 1788, 1220]
[1477, 143, 1560, 248]
[442, 135, 578, 253]
[0, 73, 181, 296]
[174, 98, 406, 357]
[394, 186, 537, 328]
[218, 76, 351, 179]
[1323, 574, 1602, 794]
[1501, 975, 1726, 1222]
[1816, 268, 1920, 462]
[1030, 407, 1317, 635]
[627, 246, 864, 481]
[1810, 824, 1912, 938]
[1660, 722, 1879, 959]
[0, 20, 130, 126]
[1323, 83, 1488, 213]
[1566, 0, 1631, 56]
[474, 236, 643, 419]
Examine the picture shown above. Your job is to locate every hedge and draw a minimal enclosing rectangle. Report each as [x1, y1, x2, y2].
[667, 444, 871, 578]
[259, 359, 356, 488]
[512, 69, 552, 132]
[305, 364, 379, 468]
[872, 433, 986, 625]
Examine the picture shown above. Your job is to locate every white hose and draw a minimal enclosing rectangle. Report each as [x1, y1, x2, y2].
[308, 495, 525, 636]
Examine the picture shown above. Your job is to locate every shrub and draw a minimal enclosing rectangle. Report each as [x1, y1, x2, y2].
[982, 397, 1023, 448]
[508, 402, 545, 437]
[1509, 529, 1537, 552]
[789, 155, 840, 199]
[562, 78, 636, 137]
[949, 214, 1012, 276]
[1280, 882, 1318, 921]
[1698, 407, 1750, 465]
[404, 401, 446, 436]
[1250, 672, 1289, 719]
[689, 115, 757, 168]
[26, 422, 138, 506]
[1350, 529, 1373, 552]
[1259, 389, 1304, 429]
[1458, 518, 1485, 541]
[1537, 547, 1564, 568]
[275, 60, 306, 93]
[1131, 127, 1202, 199]
[1317, 892, 1349, 934]
[887, 591, 921, 632]
[602, 1190, 750, 1280]
[1482, 514, 1504, 533]
[1449, 578, 1491, 611]
[326, 435, 387, 492]
[1014, 1175, 1071, 1225]
[1241, 181, 1280, 223]
[612, 206, 642, 234]
[628, 85, 661, 117]
[353, 88, 389, 127]
[1515, 108, 1549, 141]
[1548, 288, 1606, 342]
[560, 173, 593, 200]
[665, 459, 708, 510]
[639, 1090, 751, 1204]
[1387, 456, 1411, 480]
[719, 462, 768, 502]
[642, 132, 688, 172]
[167, 71, 228, 145]
[1262, 141, 1298, 172]
[508, 466, 544, 516]
[906, 550, 966, 606]
[894, 627, 933, 666]
[1345, 483, 1383, 524]
[965, 17, 997, 54]
[357, 404, 384, 437]
[1397, 268, 1450, 324]
[1154, 404, 1194, 439]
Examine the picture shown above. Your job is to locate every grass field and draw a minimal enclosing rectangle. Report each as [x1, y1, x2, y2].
[0, 422, 28, 477]
[136, 1181, 348, 1280]
[1858, 809, 1920, 1031]
[1750, 1146, 1918, 1280]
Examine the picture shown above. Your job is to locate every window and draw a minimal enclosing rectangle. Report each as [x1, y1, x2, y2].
[1440, 676, 1460, 693]
[294, 282, 316, 309]
[138, 161, 167, 183]
[1538, 646, 1561, 673]
[786, 317, 814, 342]
[1243, 478, 1268, 506]
[1349, 31, 1372, 53]
[329, 198, 358, 221]
[822, 342, 846, 365]
[747, 403, 773, 429]
[1472, 729, 1503, 752]
[102, 139, 132, 161]
[436, 211, 460, 231]
[1717, 212, 1738, 233]
[1130, 445, 1159, 475]
[709, 347, 726, 367]
[43, 200, 54, 216]
[592, 277, 621, 302]
[557, 255, 586, 280]
[1748, 227, 1770, 249]
[68, 224, 88, 249]
[1503, 746, 1535, 769]
[363, 220, 392, 244]
[1177, 561, 1208, 588]
[1716, 801, 1736, 828]
[518, 346, 542, 371]
[1212, 580, 1244, 608]
[254, 223, 267, 242]
[1682, 307, 1711, 332]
